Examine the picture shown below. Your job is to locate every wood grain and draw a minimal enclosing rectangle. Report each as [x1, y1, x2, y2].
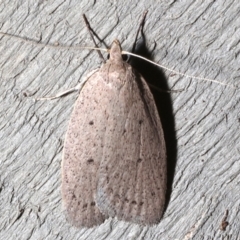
[0, 0, 239, 239]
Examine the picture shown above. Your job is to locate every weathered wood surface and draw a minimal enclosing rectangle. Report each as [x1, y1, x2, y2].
[0, 0, 239, 239]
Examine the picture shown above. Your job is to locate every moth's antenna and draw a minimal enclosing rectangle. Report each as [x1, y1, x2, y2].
[122, 51, 236, 88]
[0, 31, 108, 52]
[0, 32, 60, 49]
[0, 26, 235, 88]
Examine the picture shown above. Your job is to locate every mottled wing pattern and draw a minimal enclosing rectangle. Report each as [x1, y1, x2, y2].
[62, 70, 110, 228]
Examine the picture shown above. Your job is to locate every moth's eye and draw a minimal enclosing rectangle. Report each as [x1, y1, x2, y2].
[107, 54, 129, 62]
[122, 54, 129, 62]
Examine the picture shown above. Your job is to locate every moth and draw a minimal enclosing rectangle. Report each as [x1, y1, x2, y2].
[61, 13, 167, 227]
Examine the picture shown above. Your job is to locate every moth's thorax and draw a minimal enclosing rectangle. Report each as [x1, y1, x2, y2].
[102, 59, 132, 87]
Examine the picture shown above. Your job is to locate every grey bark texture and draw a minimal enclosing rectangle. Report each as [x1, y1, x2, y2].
[0, 0, 239, 239]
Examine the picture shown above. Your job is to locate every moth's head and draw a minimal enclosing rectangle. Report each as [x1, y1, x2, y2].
[109, 40, 123, 62]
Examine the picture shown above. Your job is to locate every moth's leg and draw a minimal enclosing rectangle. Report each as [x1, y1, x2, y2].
[126, 10, 148, 63]
[36, 69, 99, 101]
[131, 10, 148, 54]
[83, 14, 107, 63]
